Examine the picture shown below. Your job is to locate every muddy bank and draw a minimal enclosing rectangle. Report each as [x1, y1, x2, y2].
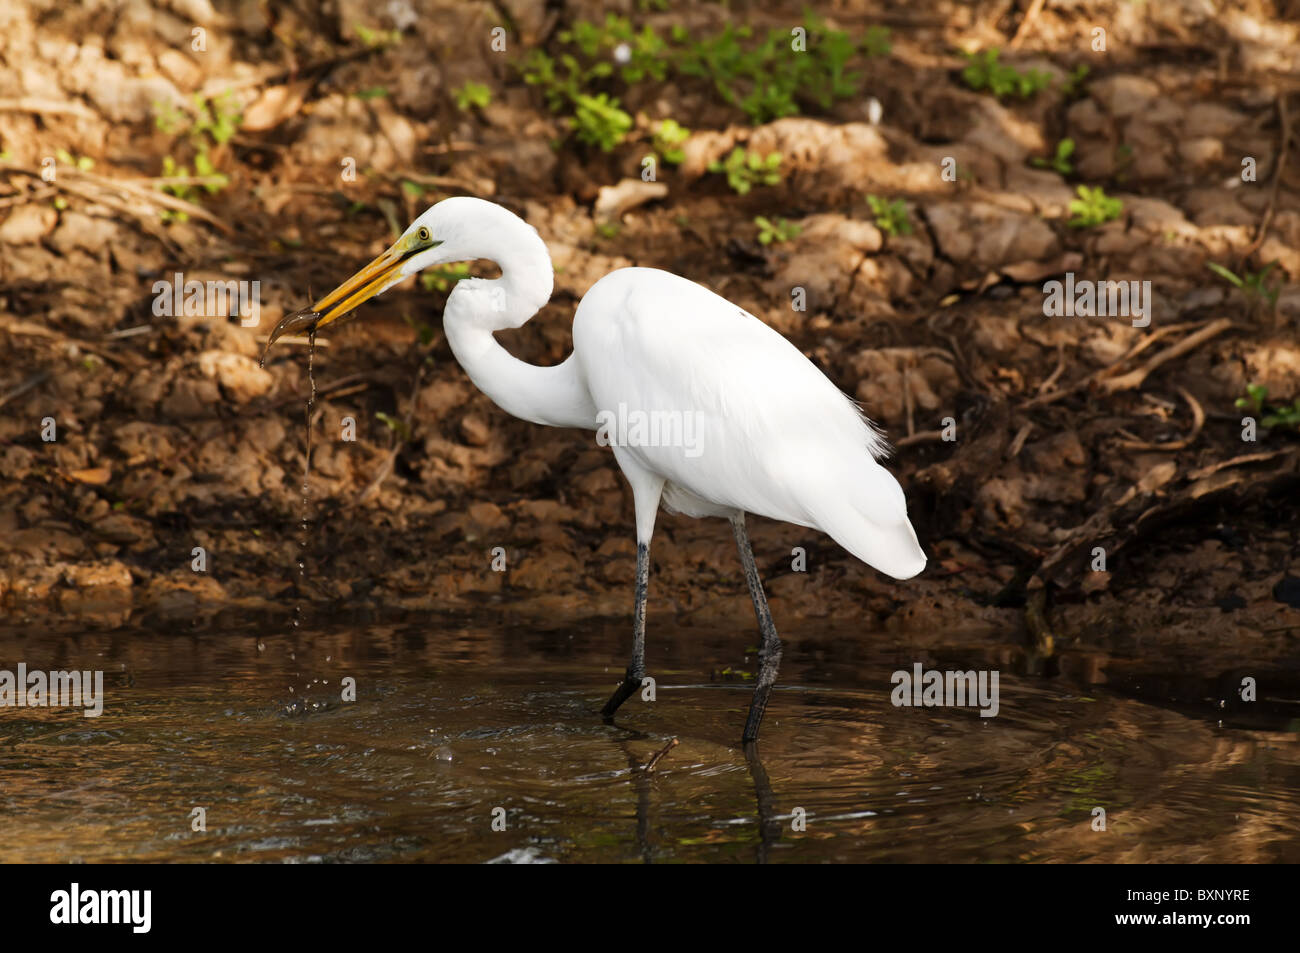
[1, 1, 1298, 679]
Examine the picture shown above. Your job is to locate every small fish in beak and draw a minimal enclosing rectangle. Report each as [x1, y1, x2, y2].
[261, 308, 322, 366]
[260, 229, 438, 365]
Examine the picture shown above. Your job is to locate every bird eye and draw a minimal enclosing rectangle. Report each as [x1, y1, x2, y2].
[417, 227, 431, 242]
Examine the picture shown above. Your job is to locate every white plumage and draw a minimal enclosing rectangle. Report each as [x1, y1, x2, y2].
[268, 196, 926, 741]
[573, 267, 924, 580]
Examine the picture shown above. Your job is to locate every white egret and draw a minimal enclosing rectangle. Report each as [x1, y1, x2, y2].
[265, 196, 925, 742]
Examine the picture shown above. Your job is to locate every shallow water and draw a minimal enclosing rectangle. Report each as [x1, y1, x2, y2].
[1, 612, 1297, 863]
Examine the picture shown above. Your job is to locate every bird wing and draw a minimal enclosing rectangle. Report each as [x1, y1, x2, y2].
[572, 267, 924, 579]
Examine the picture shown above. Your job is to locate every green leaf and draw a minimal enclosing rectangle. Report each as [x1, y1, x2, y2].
[1206, 262, 1244, 287]
[375, 412, 411, 441]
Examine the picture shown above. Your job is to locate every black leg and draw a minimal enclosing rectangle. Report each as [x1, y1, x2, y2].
[731, 513, 782, 743]
[602, 541, 649, 718]
[744, 742, 781, 863]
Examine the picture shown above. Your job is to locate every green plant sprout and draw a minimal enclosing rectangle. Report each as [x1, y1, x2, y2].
[866, 194, 912, 236]
[454, 81, 493, 111]
[354, 24, 403, 49]
[1067, 185, 1123, 227]
[153, 99, 189, 136]
[1236, 382, 1267, 416]
[1263, 402, 1300, 430]
[717, 15, 869, 119]
[708, 148, 782, 194]
[157, 153, 227, 219]
[520, 45, 634, 150]
[677, 14, 864, 122]
[518, 14, 893, 137]
[754, 216, 801, 245]
[740, 79, 801, 124]
[561, 15, 669, 83]
[53, 149, 94, 171]
[191, 152, 226, 193]
[1235, 383, 1300, 430]
[520, 50, 582, 112]
[862, 25, 892, 58]
[793, 15, 858, 110]
[671, 23, 752, 107]
[191, 91, 241, 145]
[403, 313, 439, 347]
[158, 156, 194, 222]
[960, 48, 1052, 99]
[420, 262, 472, 293]
[652, 119, 690, 165]
[523, 14, 663, 123]
[152, 91, 240, 221]
[1032, 138, 1075, 175]
[569, 93, 633, 151]
[1207, 261, 1281, 315]
[1059, 64, 1090, 97]
[374, 411, 412, 441]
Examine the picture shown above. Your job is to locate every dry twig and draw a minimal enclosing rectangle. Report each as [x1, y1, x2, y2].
[643, 737, 679, 773]
[1114, 386, 1205, 450]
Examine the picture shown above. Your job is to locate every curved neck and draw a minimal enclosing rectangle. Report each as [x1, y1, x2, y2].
[442, 234, 596, 431]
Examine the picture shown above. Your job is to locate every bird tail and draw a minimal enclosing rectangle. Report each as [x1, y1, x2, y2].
[806, 459, 926, 580]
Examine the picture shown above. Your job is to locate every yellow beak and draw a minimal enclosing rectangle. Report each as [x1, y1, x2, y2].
[263, 238, 416, 355]
[310, 242, 409, 328]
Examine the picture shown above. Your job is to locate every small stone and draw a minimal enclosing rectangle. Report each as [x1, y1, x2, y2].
[0, 205, 58, 244]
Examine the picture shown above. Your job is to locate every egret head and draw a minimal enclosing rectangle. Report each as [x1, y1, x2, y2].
[261, 197, 504, 356]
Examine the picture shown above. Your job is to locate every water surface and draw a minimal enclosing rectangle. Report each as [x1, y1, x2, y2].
[1, 613, 1296, 863]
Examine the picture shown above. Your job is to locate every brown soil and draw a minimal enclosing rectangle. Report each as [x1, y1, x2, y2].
[1, 1, 1298, 681]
